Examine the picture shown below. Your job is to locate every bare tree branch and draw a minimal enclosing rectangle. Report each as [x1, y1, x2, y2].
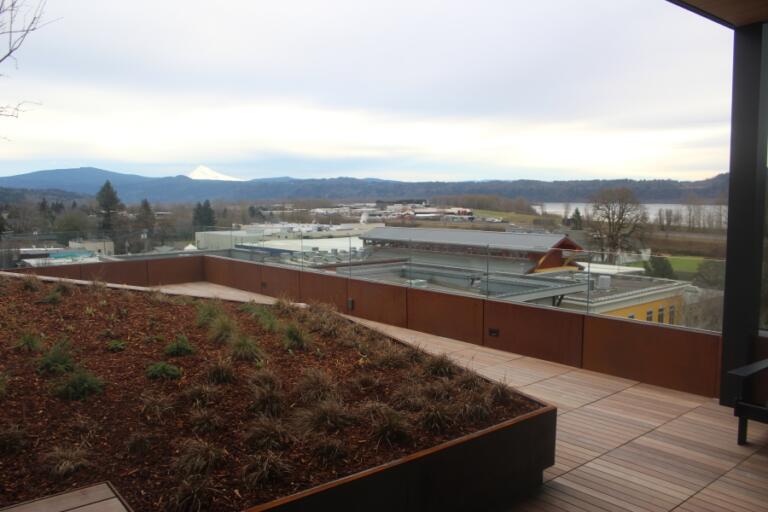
[0, 0, 46, 67]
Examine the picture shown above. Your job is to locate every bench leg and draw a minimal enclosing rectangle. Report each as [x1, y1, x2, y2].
[737, 416, 748, 445]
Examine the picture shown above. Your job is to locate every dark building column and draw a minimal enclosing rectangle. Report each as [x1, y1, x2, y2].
[721, 23, 768, 404]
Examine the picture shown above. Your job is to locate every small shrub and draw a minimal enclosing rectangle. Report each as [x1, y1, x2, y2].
[38, 341, 75, 376]
[172, 438, 226, 477]
[14, 332, 43, 353]
[0, 372, 7, 399]
[238, 301, 262, 315]
[293, 399, 356, 434]
[417, 379, 454, 403]
[424, 353, 458, 378]
[195, 300, 223, 327]
[303, 302, 348, 337]
[0, 424, 26, 455]
[364, 402, 412, 447]
[36, 290, 62, 305]
[230, 334, 264, 363]
[146, 362, 182, 380]
[179, 384, 219, 407]
[20, 275, 40, 291]
[189, 406, 224, 433]
[294, 368, 336, 404]
[106, 339, 126, 352]
[419, 404, 455, 434]
[165, 335, 195, 357]
[253, 306, 278, 333]
[311, 437, 347, 466]
[54, 369, 104, 400]
[170, 478, 216, 512]
[282, 322, 310, 351]
[207, 357, 234, 384]
[392, 387, 428, 413]
[242, 451, 292, 489]
[243, 416, 293, 451]
[126, 431, 157, 455]
[207, 314, 237, 345]
[44, 446, 91, 477]
[140, 391, 175, 424]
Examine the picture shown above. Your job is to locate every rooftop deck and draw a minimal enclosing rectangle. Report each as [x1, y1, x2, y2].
[159, 282, 768, 512]
[2, 275, 766, 511]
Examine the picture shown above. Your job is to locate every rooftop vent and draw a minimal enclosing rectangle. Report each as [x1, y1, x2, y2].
[596, 275, 612, 290]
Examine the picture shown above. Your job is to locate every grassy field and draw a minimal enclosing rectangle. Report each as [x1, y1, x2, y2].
[629, 256, 704, 274]
[473, 209, 557, 226]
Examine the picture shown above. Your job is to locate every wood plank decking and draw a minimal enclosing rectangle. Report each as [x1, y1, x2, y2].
[3, 277, 767, 512]
[0, 483, 130, 512]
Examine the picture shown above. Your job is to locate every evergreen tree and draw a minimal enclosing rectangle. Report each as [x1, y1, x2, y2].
[136, 198, 155, 232]
[643, 256, 677, 279]
[570, 208, 583, 230]
[96, 180, 123, 231]
[193, 200, 216, 229]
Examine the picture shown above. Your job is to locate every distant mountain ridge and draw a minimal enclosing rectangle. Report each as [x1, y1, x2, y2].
[0, 167, 729, 204]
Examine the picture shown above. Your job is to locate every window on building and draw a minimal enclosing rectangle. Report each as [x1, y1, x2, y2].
[646, 310, 653, 321]
[628, 313, 635, 320]
[669, 305, 676, 325]
[658, 306, 665, 324]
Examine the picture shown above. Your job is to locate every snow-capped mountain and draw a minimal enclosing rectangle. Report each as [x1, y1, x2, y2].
[186, 165, 245, 182]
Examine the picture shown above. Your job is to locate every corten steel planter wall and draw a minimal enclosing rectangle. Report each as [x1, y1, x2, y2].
[258, 264, 301, 300]
[484, 299, 584, 367]
[299, 271, 349, 313]
[347, 279, 408, 327]
[147, 256, 204, 285]
[245, 405, 556, 512]
[406, 288, 484, 345]
[204, 256, 236, 288]
[583, 315, 722, 396]
[81, 260, 149, 287]
[16, 263, 83, 280]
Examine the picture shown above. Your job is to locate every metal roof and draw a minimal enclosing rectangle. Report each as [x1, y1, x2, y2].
[360, 227, 568, 252]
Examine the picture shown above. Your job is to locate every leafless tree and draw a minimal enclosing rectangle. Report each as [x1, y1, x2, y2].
[1, 0, 45, 118]
[589, 187, 647, 261]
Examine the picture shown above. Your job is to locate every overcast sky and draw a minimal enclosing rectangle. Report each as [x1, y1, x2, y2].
[0, 0, 733, 181]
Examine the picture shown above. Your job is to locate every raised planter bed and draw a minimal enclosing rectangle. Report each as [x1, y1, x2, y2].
[0, 274, 555, 511]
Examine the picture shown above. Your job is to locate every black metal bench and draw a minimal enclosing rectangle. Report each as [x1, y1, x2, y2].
[728, 358, 768, 445]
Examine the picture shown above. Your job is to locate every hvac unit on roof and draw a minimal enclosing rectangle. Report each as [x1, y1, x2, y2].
[596, 275, 612, 290]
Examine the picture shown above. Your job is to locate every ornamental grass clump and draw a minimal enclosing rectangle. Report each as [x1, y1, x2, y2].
[207, 357, 235, 384]
[424, 353, 458, 379]
[282, 322, 310, 351]
[370, 343, 411, 369]
[0, 424, 26, 455]
[243, 416, 293, 451]
[419, 403, 455, 434]
[195, 300, 223, 328]
[172, 438, 226, 478]
[44, 446, 91, 477]
[253, 306, 278, 333]
[364, 401, 412, 447]
[14, 332, 43, 353]
[36, 290, 62, 305]
[170, 478, 216, 512]
[311, 437, 347, 467]
[146, 362, 182, 380]
[242, 451, 292, 489]
[0, 372, 7, 400]
[207, 315, 238, 345]
[230, 334, 264, 364]
[54, 369, 104, 400]
[294, 367, 336, 405]
[293, 399, 356, 434]
[179, 384, 219, 407]
[37, 341, 75, 376]
[106, 339, 126, 352]
[249, 371, 285, 418]
[189, 406, 224, 434]
[165, 335, 195, 357]
[140, 391, 175, 425]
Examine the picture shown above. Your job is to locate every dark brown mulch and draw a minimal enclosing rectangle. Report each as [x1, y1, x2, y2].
[0, 277, 542, 511]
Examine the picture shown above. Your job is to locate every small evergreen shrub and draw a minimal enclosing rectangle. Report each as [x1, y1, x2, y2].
[54, 369, 104, 400]
[165, 335, 195, 357]
[38, 341, 75, 376]
[146, 362, 182, 380]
